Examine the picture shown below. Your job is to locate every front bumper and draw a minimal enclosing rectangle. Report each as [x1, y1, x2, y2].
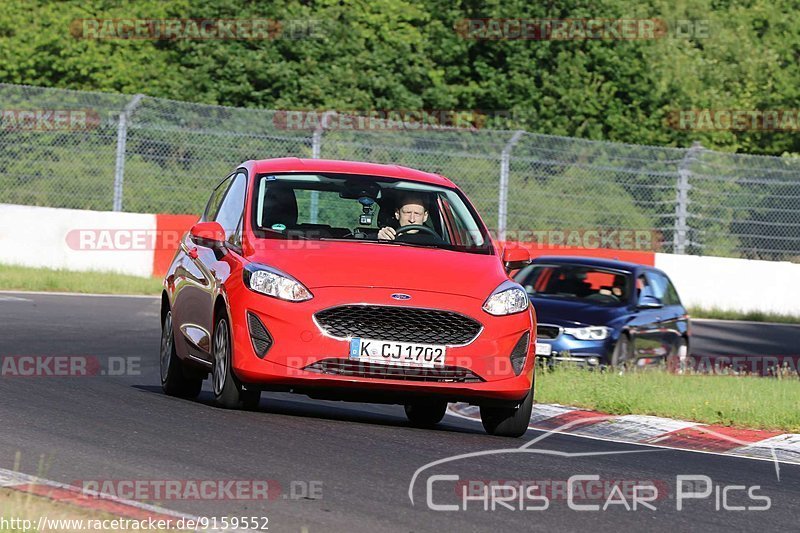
[227, 284, 535, 404]
[534, 325, 616, 367]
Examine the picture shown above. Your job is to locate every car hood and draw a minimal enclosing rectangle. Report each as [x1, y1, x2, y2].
[247, 240, 505, 299]
[530, 296, 629, 327]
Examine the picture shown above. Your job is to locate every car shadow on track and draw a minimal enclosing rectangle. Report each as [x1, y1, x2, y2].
[131, 385, 485, 435]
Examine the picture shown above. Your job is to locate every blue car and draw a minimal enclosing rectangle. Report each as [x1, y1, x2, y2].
[514, 256, 690, 368]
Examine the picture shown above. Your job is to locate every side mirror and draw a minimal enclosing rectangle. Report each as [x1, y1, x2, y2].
[638, 295, 663, 309]
[503, 247, 531, 272]
[190, 221, 226, 247]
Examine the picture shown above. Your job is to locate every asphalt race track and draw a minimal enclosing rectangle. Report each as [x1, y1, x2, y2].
[1, 292, 798, 532]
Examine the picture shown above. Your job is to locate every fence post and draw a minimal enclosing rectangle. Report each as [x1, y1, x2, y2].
[112, 94, 144, 212]
[309, 111, 337, 223]
[673, 141, 703, 254]
[498, 130, 525, 242]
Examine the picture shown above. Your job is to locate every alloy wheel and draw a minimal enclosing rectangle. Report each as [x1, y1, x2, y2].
[213, 319, 229, 396]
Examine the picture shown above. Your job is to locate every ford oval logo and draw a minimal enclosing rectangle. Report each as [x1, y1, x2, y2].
[391, 293, 412, 300]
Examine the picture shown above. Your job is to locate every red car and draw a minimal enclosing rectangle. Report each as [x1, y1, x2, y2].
[160, 158, 536, 437]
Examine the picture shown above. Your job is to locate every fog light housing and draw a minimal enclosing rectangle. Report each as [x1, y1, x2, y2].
[247, 311, 273, 359]
[586, 357, 600, 366]
[509, 331, 531, 375]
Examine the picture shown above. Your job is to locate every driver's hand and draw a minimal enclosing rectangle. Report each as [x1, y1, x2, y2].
[377, 226, 396, 240]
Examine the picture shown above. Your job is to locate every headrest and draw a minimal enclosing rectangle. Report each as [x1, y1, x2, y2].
[262, 186, 298, 228]
[376, 193, 395, 229]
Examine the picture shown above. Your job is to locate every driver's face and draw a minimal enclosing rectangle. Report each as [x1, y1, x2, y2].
[395, 202, 428, 227]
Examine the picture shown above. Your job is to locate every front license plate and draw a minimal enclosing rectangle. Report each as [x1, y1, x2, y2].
[349, 338, 447, 368]
[535, 342, 552, 356]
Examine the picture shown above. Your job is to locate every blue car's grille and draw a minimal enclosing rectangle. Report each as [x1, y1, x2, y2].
[537, 324, 562, 340]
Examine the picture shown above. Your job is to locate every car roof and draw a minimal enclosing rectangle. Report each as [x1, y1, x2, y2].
[247, 158, 455, 187]
[531, 255, 643, 272]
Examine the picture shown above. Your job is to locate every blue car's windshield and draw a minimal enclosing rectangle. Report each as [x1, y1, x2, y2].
[515, 264, 633, 306]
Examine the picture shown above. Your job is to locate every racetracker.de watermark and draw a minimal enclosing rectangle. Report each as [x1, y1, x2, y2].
[499, 229, 661, 252]
[63, 227, 661, 254]
[455, 18, 710, 40]
[2, 516, 270, 532]
[0, 109, 101, 131]
[70, 18, 325, 40]
[73, 479, 322, 501]
[0, 356, 140, 377]
[667, 109, 800, 131]
[686, 354, 800, 376]
[456, 478, 671, 503]
[272, 109, 507, 130]
[66, 229, 184, 251]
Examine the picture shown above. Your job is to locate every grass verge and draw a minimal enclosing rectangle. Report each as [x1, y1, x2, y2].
[0, 487, 199, 532]
[1, 487, 132, 533]
[534, 366, 800, 432]
[0, 264, 161, 295]
[688, 306, 799, 324]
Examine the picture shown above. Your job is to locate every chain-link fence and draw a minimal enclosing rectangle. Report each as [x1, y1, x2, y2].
[2, 82, 799, 262]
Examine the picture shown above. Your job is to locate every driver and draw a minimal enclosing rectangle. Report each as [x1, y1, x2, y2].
[377, 194, 429, 241]
[611, 274, 627, 298]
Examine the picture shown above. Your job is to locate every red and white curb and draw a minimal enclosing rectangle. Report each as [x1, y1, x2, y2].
[0, 468, 254, 532]
[448, 403, 800, 465]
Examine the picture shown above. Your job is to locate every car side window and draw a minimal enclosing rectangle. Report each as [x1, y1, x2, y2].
[203, 174, 233, 222]
[648, 271, 681, 306]
[438, 195, 474, 246]
[214, 172, 247, 246]
[636, 274, 653, 303]
[665, 280, 681, 306]
[514, 264, 539, 292]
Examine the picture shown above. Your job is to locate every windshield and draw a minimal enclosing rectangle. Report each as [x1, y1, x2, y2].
[515, 264, 633, 306]
[251, 173, 492, 254]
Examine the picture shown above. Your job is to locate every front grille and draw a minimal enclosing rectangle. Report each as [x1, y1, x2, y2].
[314, 305, 482, 345]
[304, 358, 484, 383]
[537, 324, 562, 340]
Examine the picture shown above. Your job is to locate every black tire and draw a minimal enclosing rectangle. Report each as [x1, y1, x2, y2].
[480, 385, 534, 438]
[240, 388, 261, 410]
[404, 401, 448, 427]
[212, 315, 251, 409]
[160, 311, 202, 399]
[610, 333, 634, 370]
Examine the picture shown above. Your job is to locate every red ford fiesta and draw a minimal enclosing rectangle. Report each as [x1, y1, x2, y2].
[160, 158, 536, 437]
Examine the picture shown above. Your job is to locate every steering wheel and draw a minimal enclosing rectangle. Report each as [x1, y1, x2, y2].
[395, 224, 439, 238]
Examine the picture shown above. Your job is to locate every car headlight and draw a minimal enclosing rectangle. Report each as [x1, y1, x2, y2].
[563, 326, 610, 341]
[482, 281, 529, 316]
[244, 264, 312, 302]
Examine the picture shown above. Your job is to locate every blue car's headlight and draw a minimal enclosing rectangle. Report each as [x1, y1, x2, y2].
[244, 264, 313, 302]
[563, 326, 610, 341]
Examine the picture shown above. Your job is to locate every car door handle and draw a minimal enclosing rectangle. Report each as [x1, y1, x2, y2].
[188, 247, 198, 259]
